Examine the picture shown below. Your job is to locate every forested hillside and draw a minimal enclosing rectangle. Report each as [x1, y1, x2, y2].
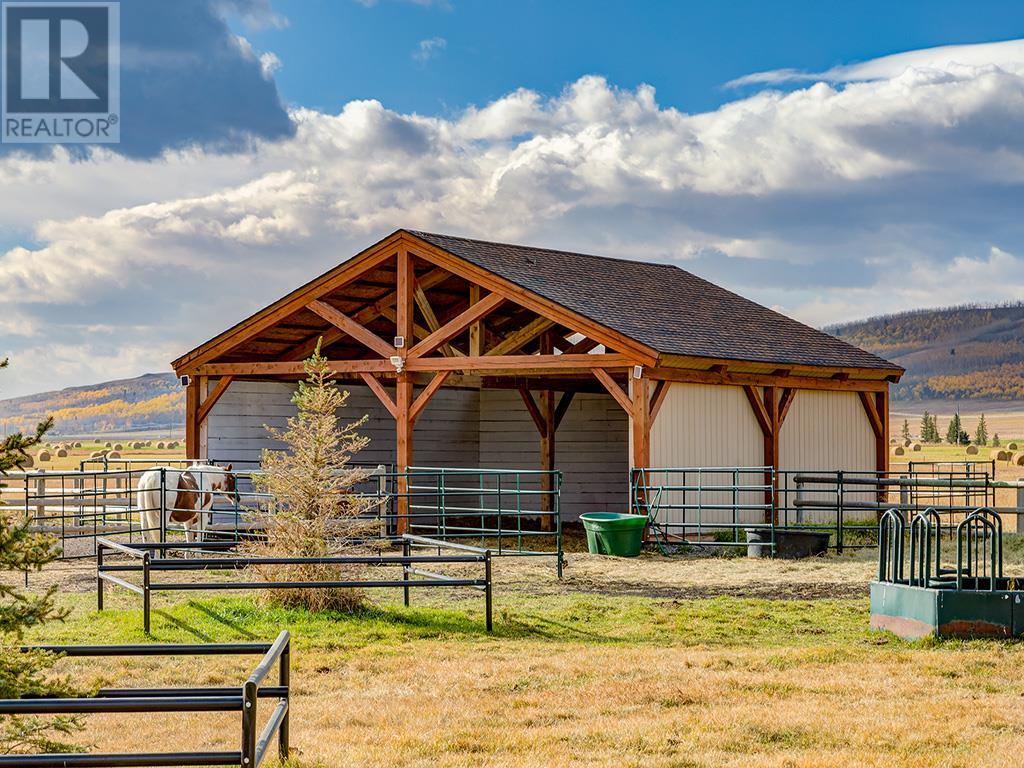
[829, 304, 1024, 401]
[0, 373, 183, 435]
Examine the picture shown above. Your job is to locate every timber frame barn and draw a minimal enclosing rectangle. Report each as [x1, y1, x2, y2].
[172, 229, 904, 527]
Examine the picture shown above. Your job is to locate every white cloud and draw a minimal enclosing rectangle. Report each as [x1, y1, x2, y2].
[412, 37, 446, 65]
[4, 40, 1024, 395]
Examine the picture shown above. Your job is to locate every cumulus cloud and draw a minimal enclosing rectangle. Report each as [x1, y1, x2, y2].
[4, 40, 1024, 396]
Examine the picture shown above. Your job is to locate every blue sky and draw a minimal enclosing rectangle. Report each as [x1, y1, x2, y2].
[240, 0, 1024, 114]
[4, 0, 1024, 396]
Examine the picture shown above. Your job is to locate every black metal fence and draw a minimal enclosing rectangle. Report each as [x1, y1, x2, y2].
[0, 631, 291, 767]
[97, 535, 493, 632]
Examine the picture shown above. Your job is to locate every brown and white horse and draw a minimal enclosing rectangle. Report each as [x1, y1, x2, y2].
[137, 463, 236, 544]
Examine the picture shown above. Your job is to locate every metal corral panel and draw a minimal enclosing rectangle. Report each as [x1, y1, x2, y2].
[779, 390, 876, 523]
[649, 382, 764, 526]
[870, 581, 1024, 639]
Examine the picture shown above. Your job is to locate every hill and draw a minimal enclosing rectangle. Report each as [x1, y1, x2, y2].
[0, 372, 184, 436]
[828, 303, 1024, 401]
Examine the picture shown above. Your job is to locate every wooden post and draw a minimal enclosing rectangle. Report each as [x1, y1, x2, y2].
[185, 377, 200, 460]
[539, 333, 555, 531]
[629, 373, 650, 470]
[468, 285, 483, 356]
[198, 375, 209, 460]
[876, 388, 889, 504]
[763, 386, 780, 524]
[395, 248, 415, 534]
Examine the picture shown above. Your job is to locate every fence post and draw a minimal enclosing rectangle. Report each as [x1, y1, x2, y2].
[241, 679, 257, 767]
[484, 549, 493, 633]
[278, 639, 290, 761]
[33, 472, 45, 526]
[142, 551, 151, 634]
[96, 544, 104, 610]
[402, 538, 411, 608]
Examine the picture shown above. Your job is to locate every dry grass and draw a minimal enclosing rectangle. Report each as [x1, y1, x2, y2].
[10, 549, 1024, 767]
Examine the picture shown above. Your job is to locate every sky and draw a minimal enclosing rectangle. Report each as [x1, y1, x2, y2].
[3, 0, 1024, 397]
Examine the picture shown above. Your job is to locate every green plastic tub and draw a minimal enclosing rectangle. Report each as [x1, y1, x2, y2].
[579, 512, 647, 557]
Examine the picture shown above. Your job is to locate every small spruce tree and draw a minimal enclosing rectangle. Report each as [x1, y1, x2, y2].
[919, 412, 931, 443]
[974, 414, 989, 446]
[1, 358, 83, 755]
[250, 341, 377, 611]
[946, 412, 962, 445]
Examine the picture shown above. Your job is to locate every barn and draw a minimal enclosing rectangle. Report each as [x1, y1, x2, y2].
[171, 229, 903, 529]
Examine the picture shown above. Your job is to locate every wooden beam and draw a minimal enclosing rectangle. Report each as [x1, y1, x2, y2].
[649, 380, 670, 424]
[554, 391, 576, 430]
[407, 353, 633, 374]
[876, 389, 889, 486]
[414, 284, 457, 358]
[198, 360, 394, 376]
[395, 372, 413, 535]
[743, 385, 772, 436]
[593, 369, 633, 413]
[858, 390, 884, 439]
[396, 248, 414, 357]
[630, 376, 651, 469]
[649, 365, 889, 393]
[359, 372, 397, 419]
[185, 378, 200, 459]
[307, 300, 396, 359]
[408, 292, 505, 359]
[468, 285, 483, 357]
[196, 375, 234, 426]
[518, 387, 547, 437]
[777, 387, 796, 426]
[410, 371, 451, 423]
[486, 317, 556, 357]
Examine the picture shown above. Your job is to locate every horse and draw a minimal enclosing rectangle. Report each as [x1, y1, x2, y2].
[137, 463, 236, 544]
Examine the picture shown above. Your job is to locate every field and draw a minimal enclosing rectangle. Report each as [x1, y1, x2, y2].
[21, 437, 184, 471]
[8, 549, 1024, 768]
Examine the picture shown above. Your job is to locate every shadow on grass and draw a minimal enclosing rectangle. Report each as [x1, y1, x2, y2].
[151, 609, 214, 642]
[188, 600, 258, 640]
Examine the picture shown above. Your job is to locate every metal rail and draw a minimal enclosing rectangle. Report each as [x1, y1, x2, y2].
[0, 631, 291, 768]
[97, 536, 493, 633]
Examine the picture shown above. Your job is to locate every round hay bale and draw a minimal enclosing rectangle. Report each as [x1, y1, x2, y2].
[167, 441, 178, 449]
[991, 449, 1009, 461]
[1013, 451, 1024, 467]
[56, 448, 68, 458]
[966, 444, 979, 455]
[892, 446, 905, 456]
[911, 442, 922, 452]
[903, 439, 912, 447]
[89, 450, 104, 460]
[145, 440, 152, 447]
[1008, 442, 1019, 451]
[35, 449, 50, 462]
[73, 441, 82, 448]
[104, 442, 112, 448]
[107, 451, 121, 459]
[156, 441, 166, 450]
[889, 438, 897, 445]
[112, 443, 123, 451]
[21, 455, 33, 468]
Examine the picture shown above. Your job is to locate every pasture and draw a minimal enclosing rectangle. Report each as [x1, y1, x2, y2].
[9, 548, 1024, 768]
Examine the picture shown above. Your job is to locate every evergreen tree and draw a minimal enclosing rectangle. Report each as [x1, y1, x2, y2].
[1, 358, 83, 754]
[974, 414, 989, 446]
[946, 412, 962, 445]
[927, 414, 940, 442]
[920, 412, 935, 443]
[901, 419, 911, 442]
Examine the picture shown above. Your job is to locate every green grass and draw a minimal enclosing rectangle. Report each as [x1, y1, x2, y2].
[28, 589, 889, 651]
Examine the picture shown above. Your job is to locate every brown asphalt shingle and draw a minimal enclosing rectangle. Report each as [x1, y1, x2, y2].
[409, 230, 900, 372]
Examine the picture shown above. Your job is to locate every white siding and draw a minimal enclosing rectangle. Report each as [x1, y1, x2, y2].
[648, 382, 766, 526]
[478, 390, 628, 519]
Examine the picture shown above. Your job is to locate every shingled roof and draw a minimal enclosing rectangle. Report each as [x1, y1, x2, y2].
[409, 230, 900, 373]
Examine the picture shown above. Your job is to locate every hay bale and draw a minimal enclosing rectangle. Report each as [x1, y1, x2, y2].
[73, 441, 82, 448]
[156, 441, 166, 449]
[35, 449, 50, 462]
[911, 442, 922, 452]
[56, 448, 68, 458]
[104, 442, 112, 448]
[21, 455, 33, 468]
[1009, 442, 1020, 451]
[991, 449, 1009, 461]
[892, 446, 905, 456]
[965, 444, 979, 455]
[1013, 452, 1024, 467]
[145, 440, 152, 447]
[89, 450, 104, 460]
[889, 438, 897, 445]
[107, 451, 121, 459]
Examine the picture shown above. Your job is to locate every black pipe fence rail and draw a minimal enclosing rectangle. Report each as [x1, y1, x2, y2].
[97, 535, 493, 633]
[0, 631, 291, 768]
